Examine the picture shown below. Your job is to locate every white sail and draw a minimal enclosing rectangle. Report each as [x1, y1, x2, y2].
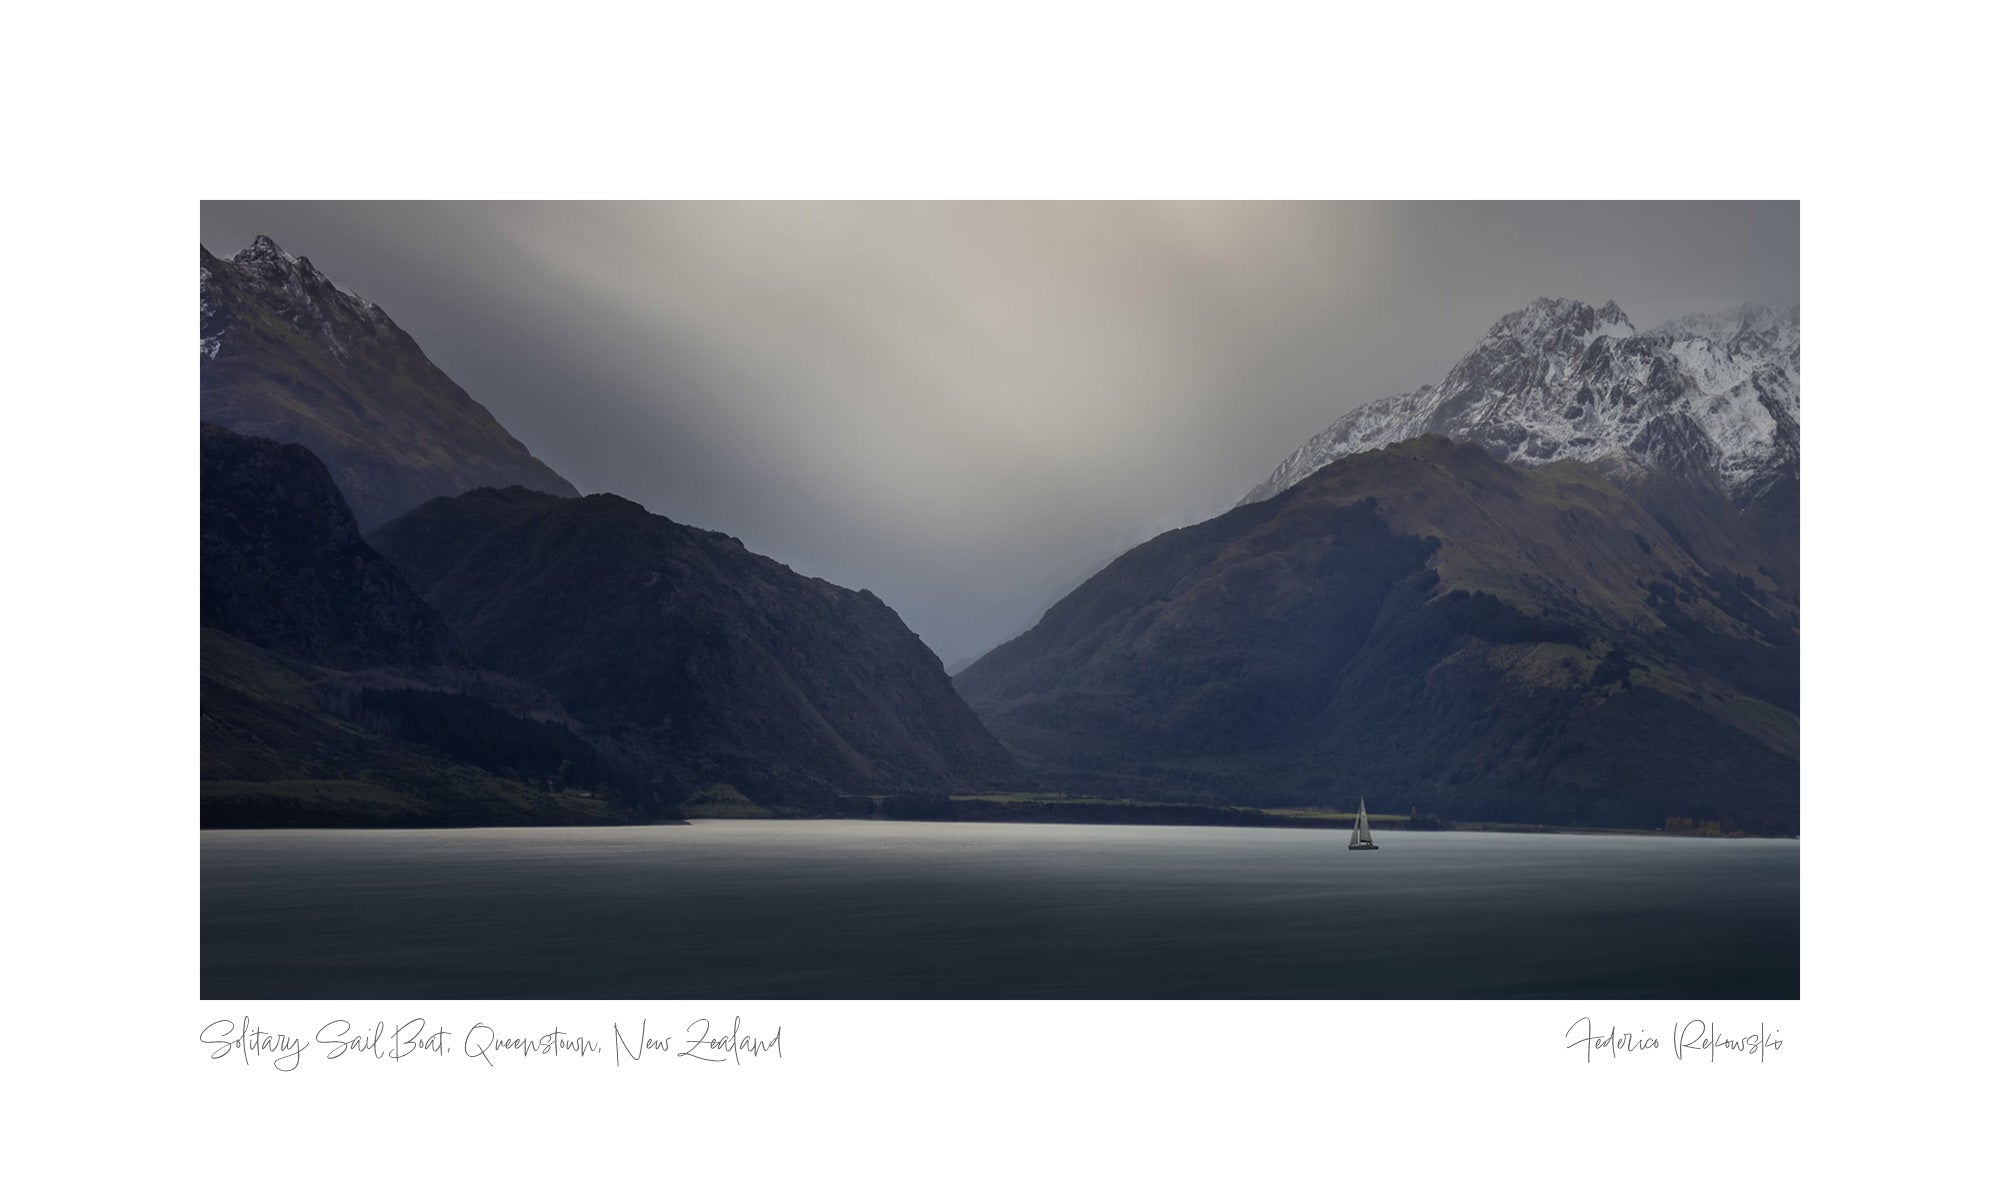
[1356, 797, 1372, 844]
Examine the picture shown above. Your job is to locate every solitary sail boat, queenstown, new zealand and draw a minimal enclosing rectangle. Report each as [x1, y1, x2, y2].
[1348, 797, 1379, 851]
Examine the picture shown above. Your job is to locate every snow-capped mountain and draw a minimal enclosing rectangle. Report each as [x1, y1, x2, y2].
[201, 234, 389, 362]
[201, 235, 579, 530]
[1240, 298, 1800, 507]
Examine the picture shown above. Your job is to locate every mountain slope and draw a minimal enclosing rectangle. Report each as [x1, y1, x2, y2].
[371, 487, 1025, 801]
[1242, 299, 1799, 508]
[958, 436, 1797, 832]
[201, 422, 460, 669]
[201, 424, 649, 827]
[201, 236, 579, 530]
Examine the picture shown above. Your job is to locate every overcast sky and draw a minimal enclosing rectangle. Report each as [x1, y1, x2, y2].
[200, 201, 1798, 666]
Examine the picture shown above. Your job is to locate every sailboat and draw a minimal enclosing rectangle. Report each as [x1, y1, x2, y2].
[1347, 796, 1379, 850]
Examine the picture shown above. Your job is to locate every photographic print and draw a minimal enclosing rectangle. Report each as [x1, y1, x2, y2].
[198, 201, 1799, 1000]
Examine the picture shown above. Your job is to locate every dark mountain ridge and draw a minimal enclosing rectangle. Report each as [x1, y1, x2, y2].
[200, 424, 650, 827]
[201, 422, 459, 670]
[371, 486, 1025, 803]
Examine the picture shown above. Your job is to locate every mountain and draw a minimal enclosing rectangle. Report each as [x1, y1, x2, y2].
[201, 236, 579, 530]
[956, 436, 1798, 833]
[1241, 299, 1800, 511]
[201, 424, 649, 827]
[370, 486, 1025, 803]
[201, 235, 1019, 822]
[201, 422, 460, 670]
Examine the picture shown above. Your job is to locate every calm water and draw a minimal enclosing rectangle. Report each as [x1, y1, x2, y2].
[202, 821, 1798, 999]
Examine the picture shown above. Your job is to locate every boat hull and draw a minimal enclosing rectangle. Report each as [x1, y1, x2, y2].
[1347, 843, 1379, 851]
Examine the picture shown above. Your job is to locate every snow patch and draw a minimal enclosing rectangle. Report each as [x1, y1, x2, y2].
[1240, 298, 1799, 505]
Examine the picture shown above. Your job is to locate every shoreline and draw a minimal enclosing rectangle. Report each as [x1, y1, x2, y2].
[198, 811, 1795, 839]
[197, 785, 1793, 839]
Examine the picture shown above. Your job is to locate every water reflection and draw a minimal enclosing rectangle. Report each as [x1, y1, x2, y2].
[202, 822, 1799, 999]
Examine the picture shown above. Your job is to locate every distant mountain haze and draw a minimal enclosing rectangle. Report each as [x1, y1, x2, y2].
[201, 236, 580, 530]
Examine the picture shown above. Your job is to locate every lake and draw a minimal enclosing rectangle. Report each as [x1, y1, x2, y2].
[202, 821, 1798, 998]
